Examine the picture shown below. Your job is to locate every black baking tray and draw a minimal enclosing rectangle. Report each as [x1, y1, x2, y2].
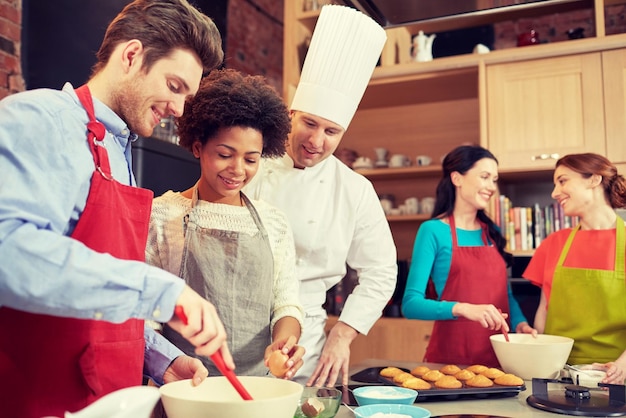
[347, 367, 525, 403]
[379, 374, 526, 402]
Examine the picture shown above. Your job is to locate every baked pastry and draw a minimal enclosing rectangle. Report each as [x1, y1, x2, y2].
[402, 377, 432, 390]
[466, 364, 488, 374]
[454, 369, 476, 381]
[422, 369, 445, 382]
[434, 375, 463, 389]
[466, 374, 494, 388]
[393, 372, 415, 384]
[379, 367, 404, 378]
[481, 367, 505, 379]
[439, 364, 461, 375]
[410, 365, 431, 377]
[494, 373, 524, 386]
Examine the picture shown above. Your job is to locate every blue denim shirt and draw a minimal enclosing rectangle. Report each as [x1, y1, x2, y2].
[0, 83, 184, 383]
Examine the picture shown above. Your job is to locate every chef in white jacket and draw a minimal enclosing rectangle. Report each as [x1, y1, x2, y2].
[244, 4, 397, 387]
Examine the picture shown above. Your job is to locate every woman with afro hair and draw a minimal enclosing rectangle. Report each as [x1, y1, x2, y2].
[146, 68, 305, 379]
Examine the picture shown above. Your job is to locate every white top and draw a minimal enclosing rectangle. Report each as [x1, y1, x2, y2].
[145, 191, 304, 331]
[244, 154, 397, 335]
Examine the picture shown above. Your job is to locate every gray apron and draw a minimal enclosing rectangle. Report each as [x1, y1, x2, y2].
[163, 189, 273, 376]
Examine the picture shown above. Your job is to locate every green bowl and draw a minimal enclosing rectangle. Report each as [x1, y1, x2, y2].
[293, 386, 341, 418]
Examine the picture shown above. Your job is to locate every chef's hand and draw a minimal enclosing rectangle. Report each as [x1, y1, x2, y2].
[163, 355, 209, 386]
[597, 351, 626, 384]
[167, 285, 235, 370]
[264, 335, 305, 380]
[453, 303, 510, 333]
[306, 321, 357, 387]
[515, 321, 538, 337]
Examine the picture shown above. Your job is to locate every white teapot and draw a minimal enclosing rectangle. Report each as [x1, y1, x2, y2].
[412, 30, 436, 62]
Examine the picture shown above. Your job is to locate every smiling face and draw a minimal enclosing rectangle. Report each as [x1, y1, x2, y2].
[286, 111, 345, 169]
[551, 165, 597, 217]
[114, 48, 203, 138]
[192, 126, 263, 205]
[453, 157, 499, 211]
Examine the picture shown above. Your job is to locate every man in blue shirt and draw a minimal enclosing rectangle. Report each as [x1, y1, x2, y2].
[0, 1, 232, 416]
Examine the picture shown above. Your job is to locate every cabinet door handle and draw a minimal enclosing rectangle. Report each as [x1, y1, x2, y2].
[531, 153, 560, 161]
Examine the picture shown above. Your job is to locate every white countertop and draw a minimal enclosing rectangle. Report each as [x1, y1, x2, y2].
[334, 359, 620, 418]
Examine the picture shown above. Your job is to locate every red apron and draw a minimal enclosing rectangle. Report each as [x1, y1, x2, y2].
[0, 85, 154, 418]
[424, 216, 509, 367]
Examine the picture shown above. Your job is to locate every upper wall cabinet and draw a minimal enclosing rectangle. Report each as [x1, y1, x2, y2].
[603, 48, 626, 163]
[484, 45, 626, 171]
[484, 53, 606, 171]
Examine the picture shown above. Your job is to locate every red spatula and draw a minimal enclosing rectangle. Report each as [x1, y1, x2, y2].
[174, 306, 254, 400]
[498, 308, 510, 342]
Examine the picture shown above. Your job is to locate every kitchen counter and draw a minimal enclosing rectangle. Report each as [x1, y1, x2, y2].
[334, 359, 619, 418]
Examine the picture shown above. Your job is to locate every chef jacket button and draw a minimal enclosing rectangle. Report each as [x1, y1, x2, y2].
[94, 311, 103, 320]
[153, 308, 161, 319]
[308, 220, 315, 224]
[296, 258, 303, 265]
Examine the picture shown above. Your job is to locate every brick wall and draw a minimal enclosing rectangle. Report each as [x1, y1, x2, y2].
[0, 0, 23, 99]
[226, 0, 284, 93]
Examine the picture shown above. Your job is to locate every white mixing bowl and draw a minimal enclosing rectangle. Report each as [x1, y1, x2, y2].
[490, 333, 574, 380]
[159, 376, 303, 418]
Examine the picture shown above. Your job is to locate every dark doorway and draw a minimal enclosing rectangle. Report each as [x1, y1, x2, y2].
[21, 0, 228, 90]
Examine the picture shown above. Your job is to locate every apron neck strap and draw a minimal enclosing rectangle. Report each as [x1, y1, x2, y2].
[448, 215, 490, 247]
[556, 216, 625, 273]
[75, 85, 112, 179]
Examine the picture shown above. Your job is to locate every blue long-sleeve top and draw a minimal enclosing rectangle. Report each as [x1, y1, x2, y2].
[0, 83, 185, 383]
[402, 218, 527, 330]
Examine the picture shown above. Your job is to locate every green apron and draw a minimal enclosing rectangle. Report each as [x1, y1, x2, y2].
[545, 216, 626, 364]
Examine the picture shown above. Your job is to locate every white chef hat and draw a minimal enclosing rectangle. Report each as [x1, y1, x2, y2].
[290, 5, 387, 130]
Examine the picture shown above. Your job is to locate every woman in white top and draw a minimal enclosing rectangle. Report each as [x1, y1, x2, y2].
[146, 69, 304, 378]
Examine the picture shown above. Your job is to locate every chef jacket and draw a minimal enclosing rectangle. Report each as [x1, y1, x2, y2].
[244, 154, 397, 335]
[0, 83, 186, 383]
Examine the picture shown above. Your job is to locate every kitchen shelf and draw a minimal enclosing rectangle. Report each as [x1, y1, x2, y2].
[386, 214, 430, 222]
[355, 165, 441, 180]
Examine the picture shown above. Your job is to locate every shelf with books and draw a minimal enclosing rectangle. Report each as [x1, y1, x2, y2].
[354, 165, 442, 181]
[386, 214, 430, 222]
[490, 195, 579, 253]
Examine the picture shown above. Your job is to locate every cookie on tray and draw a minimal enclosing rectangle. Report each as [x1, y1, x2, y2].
[439, 364, 461, 375]
[466, 364, 489, 374]
[402, 377, 432, 390]
[494, 373, 524, 386]
[466, 374, 494, 388]
[422, 369, 445, 382]
[379, 366, 404, 378]
[454, 369, 476, 381]
[393, 372, 415, 384]
[481, 367, 505, 379]
[410, 365, 431, 377]
[434, 375, 463, 389]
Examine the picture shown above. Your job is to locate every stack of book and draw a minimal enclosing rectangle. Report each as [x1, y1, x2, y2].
[488, 195, 579, 252]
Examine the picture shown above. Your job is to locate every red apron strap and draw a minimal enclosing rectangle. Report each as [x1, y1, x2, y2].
[75, 85, 112, 179]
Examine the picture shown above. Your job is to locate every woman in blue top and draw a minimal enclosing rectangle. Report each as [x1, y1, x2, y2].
[402, 145, 536, 367]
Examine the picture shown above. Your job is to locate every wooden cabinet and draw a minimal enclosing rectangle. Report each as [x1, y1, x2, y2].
[485, 53, 606, 171]
[325, 315, 434, 365]
[603, 48, 626, 163]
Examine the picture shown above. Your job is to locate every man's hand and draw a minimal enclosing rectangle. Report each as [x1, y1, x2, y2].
[167, 285, 235, 370]
[163, 355, 208, 386]
[306, 321, 357, 387]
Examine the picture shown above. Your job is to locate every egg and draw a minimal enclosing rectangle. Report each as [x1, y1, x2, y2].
[268, 350, 290, 377]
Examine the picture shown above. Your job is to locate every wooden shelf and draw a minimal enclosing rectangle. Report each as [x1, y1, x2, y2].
[354, 165, 441, 180]
[386, 214, 430, 222]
